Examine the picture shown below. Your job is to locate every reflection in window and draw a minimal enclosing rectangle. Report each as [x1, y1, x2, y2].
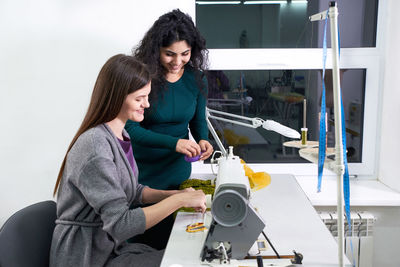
[196, 0, 378, 48]
[206, 69, 365, 163]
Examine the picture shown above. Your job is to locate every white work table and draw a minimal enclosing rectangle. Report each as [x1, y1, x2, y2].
[192, 162, 400, 207]
[296, 176, 400, 206]
[161, 174, 351, 267]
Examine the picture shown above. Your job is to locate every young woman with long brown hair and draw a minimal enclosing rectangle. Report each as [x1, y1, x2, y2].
[50, 54, 206, 267]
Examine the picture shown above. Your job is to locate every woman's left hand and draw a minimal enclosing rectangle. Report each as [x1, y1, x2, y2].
[181, 187, 195, 192]
[198, 140, 213, 161]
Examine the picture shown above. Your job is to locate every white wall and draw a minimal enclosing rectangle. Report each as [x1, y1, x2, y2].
[0, 0, 194, 225]
[378, 0, 400, 192]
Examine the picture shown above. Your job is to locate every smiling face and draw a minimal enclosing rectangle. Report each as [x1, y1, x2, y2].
[119, 82, 151, 123]
[160, 40, 191, 80]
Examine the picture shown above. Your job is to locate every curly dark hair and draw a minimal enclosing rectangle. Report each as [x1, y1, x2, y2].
[133, 9, 208, 99]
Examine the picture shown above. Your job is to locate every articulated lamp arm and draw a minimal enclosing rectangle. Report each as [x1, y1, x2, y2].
[206, 107, 300, 156]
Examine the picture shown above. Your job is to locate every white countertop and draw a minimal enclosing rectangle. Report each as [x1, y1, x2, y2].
[191, 162, 400, 207]
[296, 176, 400, 206]
[161, 174, 351, 267]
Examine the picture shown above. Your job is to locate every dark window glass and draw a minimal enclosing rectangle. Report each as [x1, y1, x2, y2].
[206, 69, 365, 163]
[196, 0, 378, 48]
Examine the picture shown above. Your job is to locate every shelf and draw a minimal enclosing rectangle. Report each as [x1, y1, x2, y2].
[283, 140, 318, 149]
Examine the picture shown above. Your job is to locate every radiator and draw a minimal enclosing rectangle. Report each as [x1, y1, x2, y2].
[319, 211, 375, 267]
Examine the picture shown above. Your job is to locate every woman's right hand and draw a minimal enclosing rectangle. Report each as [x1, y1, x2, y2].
[177, 189, 206, 213]
[176, 139, 201, 157]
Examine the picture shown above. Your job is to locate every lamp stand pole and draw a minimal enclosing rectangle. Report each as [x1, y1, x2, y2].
[329, 2, 345, 266]
[310, 2, 345, 266]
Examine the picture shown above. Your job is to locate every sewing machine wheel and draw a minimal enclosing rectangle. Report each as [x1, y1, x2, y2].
[211, 189, 248, 227]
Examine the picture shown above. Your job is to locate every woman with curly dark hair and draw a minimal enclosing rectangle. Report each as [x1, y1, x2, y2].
[125, 9, 213, 249]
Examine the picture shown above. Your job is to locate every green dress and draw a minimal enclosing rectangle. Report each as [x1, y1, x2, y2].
[125, 68, 209, 190]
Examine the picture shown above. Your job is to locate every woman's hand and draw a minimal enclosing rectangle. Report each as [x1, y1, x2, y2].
[142, 188, 206, 229]
[181, 187, 195, 192]
[178, 189, 206, 213]
[199, 140, 213, 160]
[176, 139, 201, 157]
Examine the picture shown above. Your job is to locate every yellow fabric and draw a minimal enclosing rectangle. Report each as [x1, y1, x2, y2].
[240, 159, 271, 191]
[250, 171, 271, 191]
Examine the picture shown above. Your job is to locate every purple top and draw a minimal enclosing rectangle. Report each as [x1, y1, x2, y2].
[117, 134, 137, 177]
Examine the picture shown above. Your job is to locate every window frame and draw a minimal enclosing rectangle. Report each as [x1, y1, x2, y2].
[192, 0, 386, 179]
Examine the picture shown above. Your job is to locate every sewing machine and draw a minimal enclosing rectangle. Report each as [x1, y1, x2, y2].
[198, 107, 302, 265]
[200, 147, 266, 264]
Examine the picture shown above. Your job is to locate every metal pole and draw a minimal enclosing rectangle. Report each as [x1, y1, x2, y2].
[205, 108, 227, 156]
[329, 2, 345, 267]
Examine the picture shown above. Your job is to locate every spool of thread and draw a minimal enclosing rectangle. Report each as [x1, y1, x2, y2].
[303, 99, 307, 129]
[302, 99, 308, 146]
[301, 127, 308, 145]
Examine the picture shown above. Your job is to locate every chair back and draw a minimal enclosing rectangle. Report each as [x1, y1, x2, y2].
[0, 200, 57, 267]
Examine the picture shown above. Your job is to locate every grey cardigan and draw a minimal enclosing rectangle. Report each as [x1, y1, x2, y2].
[50, 124, 163, 267]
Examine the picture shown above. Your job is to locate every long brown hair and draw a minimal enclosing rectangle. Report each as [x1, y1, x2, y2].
[53, 54, 150, 196]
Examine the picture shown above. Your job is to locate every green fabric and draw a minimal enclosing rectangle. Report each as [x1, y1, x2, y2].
[125, 68, 208, 190]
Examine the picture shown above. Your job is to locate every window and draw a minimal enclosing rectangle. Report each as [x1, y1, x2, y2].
[196, 0, 378, 48]
[206, 69, 365, 164]
[195, 0, 383, 178]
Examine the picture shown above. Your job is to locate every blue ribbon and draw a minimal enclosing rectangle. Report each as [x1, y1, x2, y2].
[317, 10, 329, 193]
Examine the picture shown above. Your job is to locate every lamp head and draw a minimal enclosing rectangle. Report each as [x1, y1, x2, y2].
[262, 120, 301, 139]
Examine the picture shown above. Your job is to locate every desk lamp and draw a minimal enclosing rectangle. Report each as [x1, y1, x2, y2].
[206, 107, 300, 156]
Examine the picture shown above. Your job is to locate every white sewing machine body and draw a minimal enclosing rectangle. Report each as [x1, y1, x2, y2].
[200, 147, 266, 263]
